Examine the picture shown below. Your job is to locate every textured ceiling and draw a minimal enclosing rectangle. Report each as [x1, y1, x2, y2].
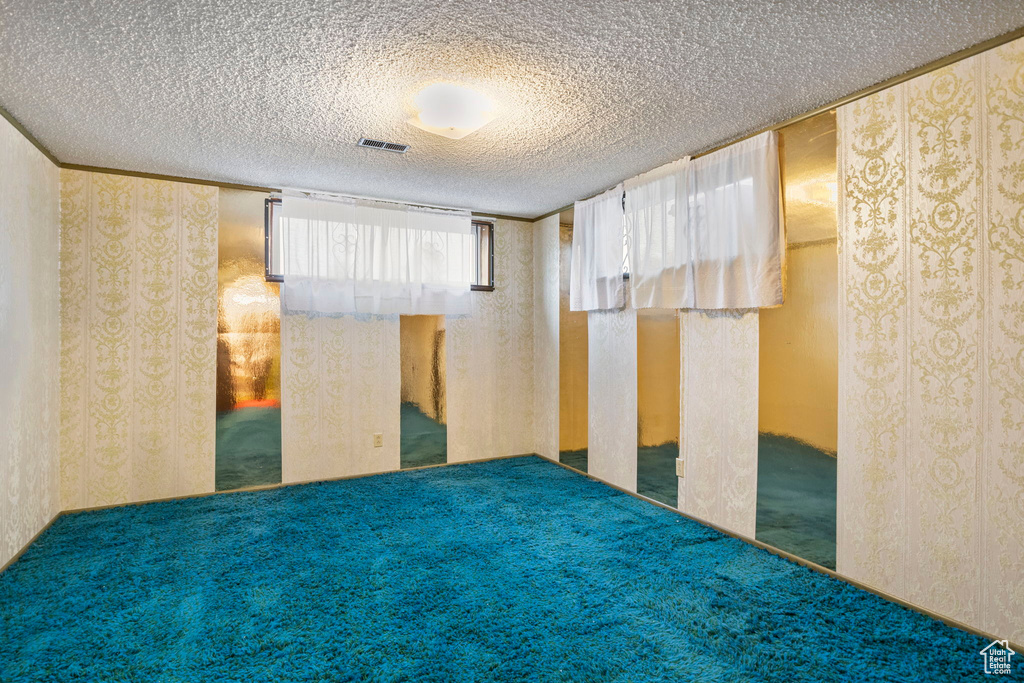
[2, 1, 1023, 218]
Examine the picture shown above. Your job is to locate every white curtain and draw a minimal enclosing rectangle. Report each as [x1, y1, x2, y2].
[624, 159, 691, 309]
[569, 184, 626, 311]
[626, 131, 783, 309]
[278, 193, 473, 315]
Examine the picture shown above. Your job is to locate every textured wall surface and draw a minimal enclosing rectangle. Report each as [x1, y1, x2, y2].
[281, 313, 401, 482]
[0, 117, 60, 568]
[4, 2, 1024, 216]
[588, 308, 638, 491]
[447, 219, 535, 462]
[837, 36, 1024, 642]
[532, 216, 559, 461]
[678, 311, 759, 538]
[281, 218, 538, 481]
[59, 170, 218, 509]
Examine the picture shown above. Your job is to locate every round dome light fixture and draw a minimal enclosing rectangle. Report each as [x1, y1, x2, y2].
[408, 83, 495, 140]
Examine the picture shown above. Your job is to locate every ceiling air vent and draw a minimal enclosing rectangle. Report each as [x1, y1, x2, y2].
[357, 137, 410, 154]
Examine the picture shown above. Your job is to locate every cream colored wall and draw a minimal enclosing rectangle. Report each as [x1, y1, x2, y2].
[281, 312, 401, 481]
[447, 219, 536, 463]
[758, 241, 838, 452]
[533, 215, 559, 461]
[637, 309, 680, 447]
[0, 117, 60, 569]
[588, 308, 638, 490]
[400, 314, 446, 423]
[838, 36, 1024, 643]
[59, 170, 218, 508]
[678, 310, 760, 538]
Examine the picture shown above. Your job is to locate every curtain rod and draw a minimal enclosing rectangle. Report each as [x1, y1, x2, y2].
[274, 189, 535, 223]
[276, 188, 472, 215]
[532, 22, 1024, 223]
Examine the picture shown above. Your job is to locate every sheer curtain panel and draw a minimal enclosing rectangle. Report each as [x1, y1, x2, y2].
[626, 131, 783, 309]
[569, 184, 626, 311]
[278, 193, 473, 316]
[624, 158, 691, 309]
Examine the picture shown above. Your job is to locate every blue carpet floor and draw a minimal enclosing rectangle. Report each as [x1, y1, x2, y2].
[216, 407, 283, 491]
[401, 402, 447, 469]
[756, 433, 837, 569]
[0, 457, 1003, 682]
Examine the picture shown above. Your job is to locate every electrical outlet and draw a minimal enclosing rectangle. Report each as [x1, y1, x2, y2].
[675, 458, 684, 478]
[373, 433, 383, 448]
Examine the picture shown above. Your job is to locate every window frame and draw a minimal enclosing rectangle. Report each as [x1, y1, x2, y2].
[264, 197, 283, 283]
[264, 198, 495, 290]
[470, 220, 495, 292]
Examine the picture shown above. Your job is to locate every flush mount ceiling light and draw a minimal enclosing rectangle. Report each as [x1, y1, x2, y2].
[408, 83, 495, 140]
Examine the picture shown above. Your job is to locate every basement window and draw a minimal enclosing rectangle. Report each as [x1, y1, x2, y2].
[264, 198, 495, 290]
[470, 221, 494, 291]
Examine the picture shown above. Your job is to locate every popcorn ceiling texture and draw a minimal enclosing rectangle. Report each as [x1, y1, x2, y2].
[1, 1, 1023, 217]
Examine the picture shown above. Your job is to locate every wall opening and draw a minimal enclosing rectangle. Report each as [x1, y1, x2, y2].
[216, 188, 282, 491]
[636, 309, 681, 506]
[400, 314, 447, 468]
[558, 221, 589, 472]
[756, 110, 838, 568]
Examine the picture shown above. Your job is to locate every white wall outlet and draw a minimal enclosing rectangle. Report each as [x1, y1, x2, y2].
[675, 458, 684, 478]
[373, 433, 384, 448]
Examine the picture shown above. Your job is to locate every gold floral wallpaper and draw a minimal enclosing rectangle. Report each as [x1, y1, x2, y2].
[678, 310, 759, 538]
[0, 117, 60, 569]
[59, 170, 218, 509]
[838, 36, 1024, 642]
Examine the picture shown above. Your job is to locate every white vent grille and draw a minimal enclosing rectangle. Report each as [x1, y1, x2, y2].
[357, 137, 410, 153]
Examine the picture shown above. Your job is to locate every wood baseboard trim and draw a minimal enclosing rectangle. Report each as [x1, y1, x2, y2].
[0, 511, 62, 575]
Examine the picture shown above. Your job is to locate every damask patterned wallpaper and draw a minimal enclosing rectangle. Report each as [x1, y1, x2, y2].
[281, 312, 401, 482]
[0, 118, 60, 569]
[678, 310, 759, 538]
[837, 36, 1024, 642]
[447, 219, 536, 463]
[588, 308, 638, 491]
[533, 215, 559, 461]
[59, 170, 218, 509]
